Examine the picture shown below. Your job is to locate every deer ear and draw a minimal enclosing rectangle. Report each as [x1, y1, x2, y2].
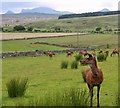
[88, 54, 93, 58]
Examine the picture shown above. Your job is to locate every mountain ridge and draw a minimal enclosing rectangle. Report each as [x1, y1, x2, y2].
[4, 7, 112, 15]
[100, 8, 110, 12]
[5, 7, 73, 15]
[5, 11, 15, 14]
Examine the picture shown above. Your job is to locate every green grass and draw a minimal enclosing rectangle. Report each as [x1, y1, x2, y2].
[2, 52, 118, 106]
[61, 61, 68, 69]
[2, 40, 68, 52]
[97, 53, 107, 62]
[74, 54, 83, 61]
[71, 60, 78, 69]
[3, 15, 118, 32]
[2, 33, 118, 52]
[6, 77, 28, 98]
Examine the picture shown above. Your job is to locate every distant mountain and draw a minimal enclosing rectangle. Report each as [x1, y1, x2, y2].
[21, 7, 73, 15]
[100, 8, 110, 12]
[5, 11, 14, 14]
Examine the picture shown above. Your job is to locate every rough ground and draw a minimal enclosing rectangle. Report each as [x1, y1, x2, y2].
[1, 33, 87, 41]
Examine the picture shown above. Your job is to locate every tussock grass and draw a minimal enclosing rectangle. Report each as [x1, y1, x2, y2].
[97, 54, 107, 62]
[74, 54, 83, 61]
[61, 61, 68, 69]
[71, 61, 78, 69]
[6, 77, 28, 98]
[17, 88, 89, 106]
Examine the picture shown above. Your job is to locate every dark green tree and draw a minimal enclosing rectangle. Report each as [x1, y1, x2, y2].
[96, 27, 102, 32]
[54, 26, 61, 32]
[27, 26, 33, 32]
[13, 25, 25, 31]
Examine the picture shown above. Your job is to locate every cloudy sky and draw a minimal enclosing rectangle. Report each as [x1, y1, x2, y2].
[1, 0, 120, 14]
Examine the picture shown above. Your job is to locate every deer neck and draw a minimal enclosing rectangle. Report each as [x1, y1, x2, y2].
[89, 63, 98, 74]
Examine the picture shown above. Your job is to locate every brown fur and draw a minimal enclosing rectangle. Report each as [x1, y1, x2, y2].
[66, 51, 73, 57]
[110, 48, 119, 57]
[80, 54, 103, 107]
[79, 50, 88, 56]
[47, 52, 55, 58]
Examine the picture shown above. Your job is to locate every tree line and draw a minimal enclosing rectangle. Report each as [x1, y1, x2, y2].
[58, 11, 120, 19]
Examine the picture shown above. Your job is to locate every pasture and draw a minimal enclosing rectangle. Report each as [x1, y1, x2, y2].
[1, 2, 119, 106]
[2, 15, 118, 33]
[1, 32, 119, 106]
[2, 52, 118, 106]
[1, 9, 119, 107]
[2, 33, 118, 52]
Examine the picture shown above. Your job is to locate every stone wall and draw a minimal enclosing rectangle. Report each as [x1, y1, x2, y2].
[1, 48, 89, 58]
[1, 45, 96, 58]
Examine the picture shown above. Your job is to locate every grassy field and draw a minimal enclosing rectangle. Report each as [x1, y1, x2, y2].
[22, 15, 118, 32]
[2, 14, 58, 25]
[2, 42, 68, 52]
[2, 33, 118, 52]
[1, 12, 119, 106]
[1, 32, 119, 106]
[2, 15, 118, 32]
[1, 33, 79, 40]
[2, 52, 118, 106]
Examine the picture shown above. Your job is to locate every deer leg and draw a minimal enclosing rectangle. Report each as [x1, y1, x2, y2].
[97, 85, 100, 107]
[88, 84, 93, 107]
[90, 87, 93, 107]
[110, 53, 112, 57]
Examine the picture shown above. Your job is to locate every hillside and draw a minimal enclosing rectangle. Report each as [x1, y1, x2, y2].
[2, 15, 118, 33]
[25, 15, 118, 32]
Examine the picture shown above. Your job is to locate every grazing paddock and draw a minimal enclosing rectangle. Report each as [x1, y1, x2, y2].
[2, 52, 118, 106]
[1, 33, 80, 40]
[2, 15, 117, 33]
[1, 33, 118, 106]
[2, 34, 118, 52]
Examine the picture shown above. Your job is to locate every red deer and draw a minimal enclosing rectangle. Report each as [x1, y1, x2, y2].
[98, 50, 103, 54]
[80, 54, 103, 107]
[47, 52, 55, 58]
[110, 48, 119, 57]
[104, 50, 109, 57]
[98, 50, 109, 55]
[66, 51, 73, 57]
[79, 50, 88, 56]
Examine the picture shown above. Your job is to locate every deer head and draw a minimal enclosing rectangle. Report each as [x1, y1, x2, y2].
[80, 54, 97, 68]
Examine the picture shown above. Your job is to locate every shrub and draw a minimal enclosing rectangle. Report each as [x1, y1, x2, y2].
[27, 26, 33, 32]
[13, 25, 25, 32]
[71, 61, 78, 69]
[54, 26, 61, 32]
[6, 77, 28, 98]
[61, 61, 68, 69]
[74, 54, 83, 61]
[34, 29, 41, 32]
[0, 27, 3, 32]
[95, 27, 102, 32]
[81, 70, 86, 83]
[97, 54, 107, 62]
